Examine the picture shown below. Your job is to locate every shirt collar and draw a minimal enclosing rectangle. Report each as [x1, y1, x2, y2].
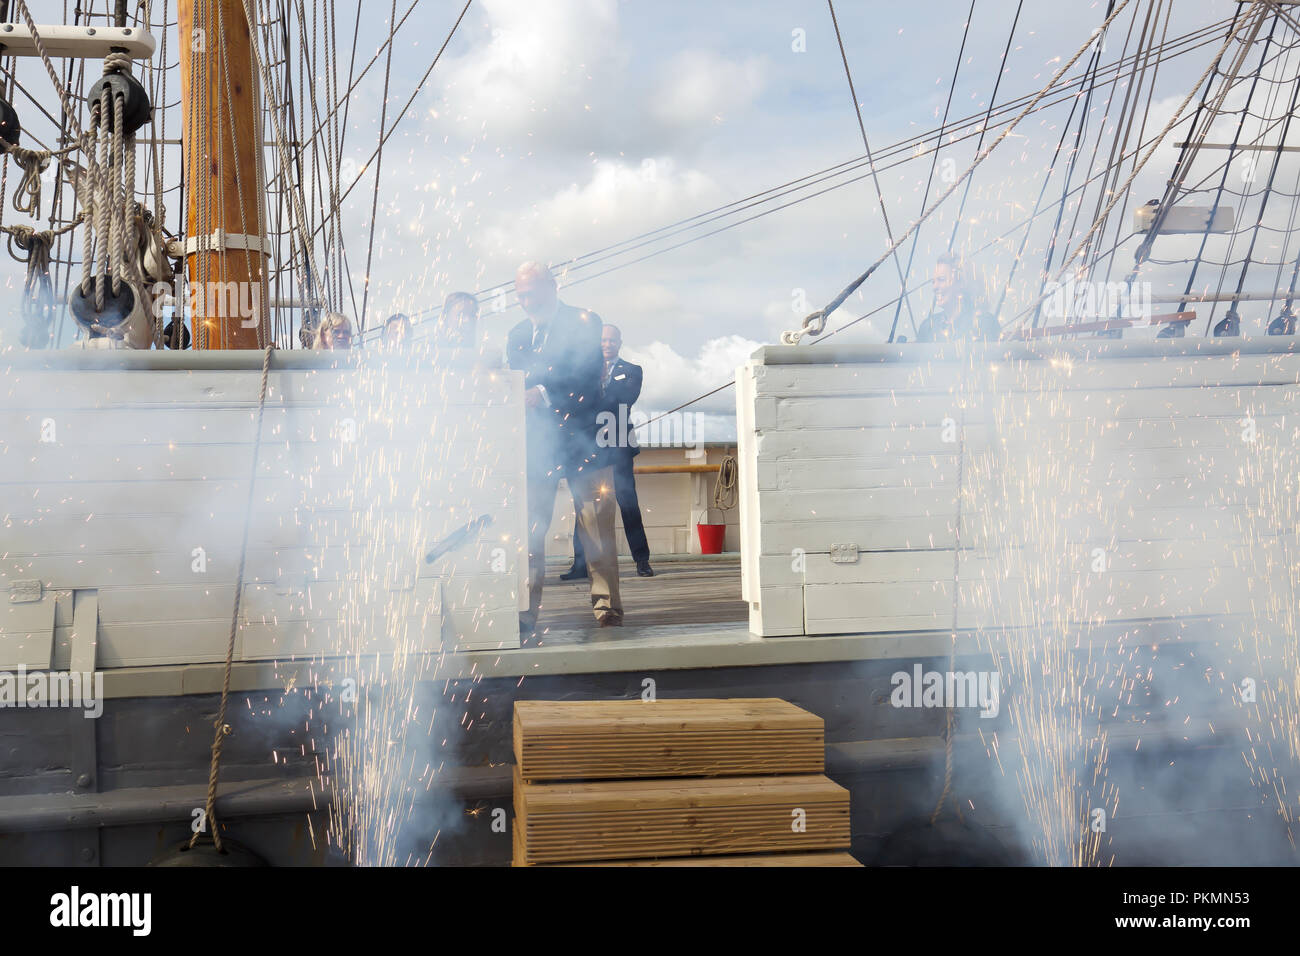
[530, 300, 561, 328]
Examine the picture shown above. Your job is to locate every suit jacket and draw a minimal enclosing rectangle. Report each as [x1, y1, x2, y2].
[600, 357, 643, 460]
[915, 299, 1001, 343]
[507, 303, 608, 478]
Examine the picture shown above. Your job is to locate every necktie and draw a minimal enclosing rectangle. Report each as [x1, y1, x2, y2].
[532, 323, 548, 351]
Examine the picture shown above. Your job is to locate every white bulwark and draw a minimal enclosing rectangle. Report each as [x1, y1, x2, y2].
[738, 340, 1300, 637]
[0, 351, 528, 672]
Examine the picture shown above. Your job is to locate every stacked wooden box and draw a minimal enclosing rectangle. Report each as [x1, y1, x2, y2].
[512, 698, 857, 866]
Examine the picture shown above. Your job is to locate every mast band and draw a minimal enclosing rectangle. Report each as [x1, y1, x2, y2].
[169, 233, 273, 259]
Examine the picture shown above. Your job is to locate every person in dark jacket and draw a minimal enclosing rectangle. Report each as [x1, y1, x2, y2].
[437, 291, 478, 347]
[561, 322, 654, 580]
[915, 253, 1001, 343]
[506, 261, 622, 633]
[382, 312, 411, 350]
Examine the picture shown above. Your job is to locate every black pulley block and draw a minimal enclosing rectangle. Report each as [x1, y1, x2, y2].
[1213, 310, 1241, 338]
[87, 71, 152, 135]
[1156, 321, 1187, 339]
[69, 281, 135, 330]
[163, 315, 191, 349]
[149, 837, 267, 867]
[0, 96, 19, 147]
[1268, 309, 1296, 336]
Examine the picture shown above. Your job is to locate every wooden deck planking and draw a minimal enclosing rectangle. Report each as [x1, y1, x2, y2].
[531, 561, 746, 634]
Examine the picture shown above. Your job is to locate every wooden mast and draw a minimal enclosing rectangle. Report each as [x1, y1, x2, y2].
[177, 0, 268, 349]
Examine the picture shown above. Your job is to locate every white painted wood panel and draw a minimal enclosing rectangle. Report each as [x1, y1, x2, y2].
[1, 358, 527, 664]
[740, 343, 1300, 637]
[0, 404, 524, 449]
[751, 354, 1300, 396]
[0, 368, 517, 409]
[0, 594, 56, 669]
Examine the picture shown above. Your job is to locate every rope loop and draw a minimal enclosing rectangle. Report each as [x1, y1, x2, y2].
[712, 454, 738, 512]
[1, 141, 52, 217]
[103, 50, 133, 76]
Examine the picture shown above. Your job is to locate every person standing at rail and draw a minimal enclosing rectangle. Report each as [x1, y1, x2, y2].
[382, 313, 411, 349]
[314, 312, 355, 350]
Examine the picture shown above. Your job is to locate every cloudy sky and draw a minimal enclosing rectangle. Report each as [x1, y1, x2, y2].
[6, 0, 1297, 436]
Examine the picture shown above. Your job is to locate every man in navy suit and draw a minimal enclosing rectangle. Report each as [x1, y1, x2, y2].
[562, 322, 655, 580]
[506, 263, 622, 634]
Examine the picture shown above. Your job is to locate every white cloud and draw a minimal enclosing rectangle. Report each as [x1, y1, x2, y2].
[485, 157, 725, 261]
[623, 334, 763, 416]
[650, 50, 767, 130]
[435, 0, 624, 144]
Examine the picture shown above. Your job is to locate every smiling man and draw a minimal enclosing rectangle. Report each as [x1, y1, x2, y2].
[506, 261, 623, 635]
[563, 322, 654, 580]
[915, 254, 1001, 343]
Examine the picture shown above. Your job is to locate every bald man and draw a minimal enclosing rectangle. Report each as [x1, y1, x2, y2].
[506, 261, 623, 635]
[562, 322, 654, 579]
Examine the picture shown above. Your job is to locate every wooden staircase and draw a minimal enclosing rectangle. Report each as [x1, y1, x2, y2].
[512, 698, 857, 866]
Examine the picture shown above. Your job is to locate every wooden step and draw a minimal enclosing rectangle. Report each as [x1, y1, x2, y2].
[514, 770, 850, 865]
[513, 698, 825, 781]
[543, 851, 862, 867]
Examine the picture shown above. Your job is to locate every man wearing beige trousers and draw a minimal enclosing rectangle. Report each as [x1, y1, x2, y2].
[506, 262, 622, 638]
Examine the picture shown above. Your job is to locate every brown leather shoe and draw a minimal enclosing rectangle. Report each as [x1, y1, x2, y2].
[595, 610, 624, 627]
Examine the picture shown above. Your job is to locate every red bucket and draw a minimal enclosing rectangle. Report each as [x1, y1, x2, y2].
[696, 523, 726, 554]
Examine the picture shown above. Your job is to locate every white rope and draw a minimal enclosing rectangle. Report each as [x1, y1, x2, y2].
[1003, 4, 1265, 335]
[95, 87, 110, 312]
[216, 0, 265, 347]
[110, 90, 124, 296]
[11, 0, 84, 139]
[238, 0, 325, 315]
[82, 129, 95, 299]
[1, 143, 50, 217]
[74, 50, 148, 330]
[779, 0, 1138, 345]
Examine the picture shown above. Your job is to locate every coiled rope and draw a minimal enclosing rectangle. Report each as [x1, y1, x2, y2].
[712, 454, 738, 512]
[4, 218, 82, 348]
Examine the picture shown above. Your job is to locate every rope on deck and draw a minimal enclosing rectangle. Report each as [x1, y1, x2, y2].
[191, 345, 276, 852]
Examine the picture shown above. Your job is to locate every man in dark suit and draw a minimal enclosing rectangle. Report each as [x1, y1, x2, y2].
[561, 322, 655, 580]
[506, 262, 622, 634]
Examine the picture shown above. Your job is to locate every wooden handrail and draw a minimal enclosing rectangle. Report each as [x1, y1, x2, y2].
[633, 464, 721, 474]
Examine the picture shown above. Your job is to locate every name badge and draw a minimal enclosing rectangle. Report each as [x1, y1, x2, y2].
[614, 374, 626, 381]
